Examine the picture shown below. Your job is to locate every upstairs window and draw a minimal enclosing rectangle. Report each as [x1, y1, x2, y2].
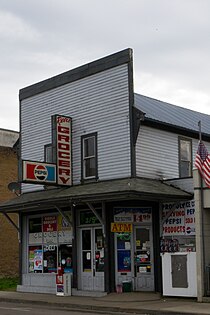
[81, 133, 97, 180]
[179, 137, 192, 178]
[44, 144, 53, 163]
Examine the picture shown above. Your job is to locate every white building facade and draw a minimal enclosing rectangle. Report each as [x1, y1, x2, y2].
[1, 48, 209, 299]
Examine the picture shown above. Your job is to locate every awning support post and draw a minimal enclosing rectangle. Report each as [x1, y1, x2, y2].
[55, 205, 72, 226]
[2, 212, 19, 232]
[86, 202, 104, 226]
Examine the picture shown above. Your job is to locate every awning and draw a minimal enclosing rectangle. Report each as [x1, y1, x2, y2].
[0, 177, 193, 213]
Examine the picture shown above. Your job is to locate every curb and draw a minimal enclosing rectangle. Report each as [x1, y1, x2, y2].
[0, 296, 208, 315]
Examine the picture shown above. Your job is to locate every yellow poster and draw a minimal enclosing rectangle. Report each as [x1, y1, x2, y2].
[111, 223, 132, 233]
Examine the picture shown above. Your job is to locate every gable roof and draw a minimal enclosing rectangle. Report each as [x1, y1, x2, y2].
[134, 93, 210, 138]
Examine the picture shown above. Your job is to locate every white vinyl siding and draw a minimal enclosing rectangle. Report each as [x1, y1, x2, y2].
[21, 64, 131, 192]
[136, 126, 179, 179]
[136, 125, 210, 180]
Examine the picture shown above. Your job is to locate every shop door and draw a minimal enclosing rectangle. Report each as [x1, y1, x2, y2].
[79, 227, 104, 291]
[134, 226, 154, 291]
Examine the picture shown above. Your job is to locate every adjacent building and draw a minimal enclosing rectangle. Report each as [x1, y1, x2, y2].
[0, 49, 209, 300]
[0, 128, 19, 277]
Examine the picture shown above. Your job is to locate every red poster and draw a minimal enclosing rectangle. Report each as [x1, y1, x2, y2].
[43, 216, 57, 232]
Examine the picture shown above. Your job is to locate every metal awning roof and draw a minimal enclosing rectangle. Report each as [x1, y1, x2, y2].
[0, 177, 192, 213]
[1, 177, 193, 213]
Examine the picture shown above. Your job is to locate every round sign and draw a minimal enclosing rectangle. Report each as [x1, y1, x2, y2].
[186, 226, 191, 234]
[34, 165, 48, 181]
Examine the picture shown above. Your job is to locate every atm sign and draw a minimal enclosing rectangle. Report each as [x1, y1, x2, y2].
[111, 223, 132, 233]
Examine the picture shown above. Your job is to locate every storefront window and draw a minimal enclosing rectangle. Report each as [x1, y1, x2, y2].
[58, 244, 73, 273]
[43, 245, 57, 273]
[28, 213, 72, 274]
[80, 210, 101, 225]
[29, 246, 42, 273]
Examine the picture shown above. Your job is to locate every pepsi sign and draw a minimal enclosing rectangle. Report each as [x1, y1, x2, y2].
[22, 161, 56, 185]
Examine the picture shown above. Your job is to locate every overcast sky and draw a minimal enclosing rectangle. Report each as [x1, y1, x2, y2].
[1, 0, 210, 131]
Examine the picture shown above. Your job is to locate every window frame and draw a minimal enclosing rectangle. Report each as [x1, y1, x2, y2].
[27, 213, 73, 274]
[178, 136, 192, 178]
[81, 132, 98, 181]
[44, 143, 53, 163]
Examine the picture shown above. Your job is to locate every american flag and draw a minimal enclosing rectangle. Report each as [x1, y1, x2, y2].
[195, 141, 210, 187]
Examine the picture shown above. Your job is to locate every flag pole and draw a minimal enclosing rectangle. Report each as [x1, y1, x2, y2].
[198, 120, 206, 296]
[198, 121, 202, 142]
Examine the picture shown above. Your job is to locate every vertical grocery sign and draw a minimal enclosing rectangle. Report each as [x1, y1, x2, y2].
[52, 115, 72, 186]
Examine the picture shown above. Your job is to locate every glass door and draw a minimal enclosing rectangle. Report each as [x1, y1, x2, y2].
[134, 226, 154, 291]
[80, 227, 104, 291]
[115, 232, 132, 286]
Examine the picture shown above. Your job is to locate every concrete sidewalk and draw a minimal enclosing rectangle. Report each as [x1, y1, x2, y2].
[0, 290, 210, 314]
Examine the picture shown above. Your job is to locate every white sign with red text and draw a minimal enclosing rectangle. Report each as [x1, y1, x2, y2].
[162, 200, 195, 236]
[54, 115, 72, 186]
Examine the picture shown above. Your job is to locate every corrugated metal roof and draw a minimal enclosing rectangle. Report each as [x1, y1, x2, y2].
[134, 93, 210, 135]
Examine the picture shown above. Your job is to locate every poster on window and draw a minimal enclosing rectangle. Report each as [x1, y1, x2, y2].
[117, 250, 131, 272]
[43, 216, 57, 232]
[57, 213, 73, 243]
[43, 216, 57, 244]
[34, 249, 43, 271]
[57, 213, 71, 230]
[162, 200, 195, 236]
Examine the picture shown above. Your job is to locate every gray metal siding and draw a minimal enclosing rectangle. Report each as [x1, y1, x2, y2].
[21, 64, 131, 192]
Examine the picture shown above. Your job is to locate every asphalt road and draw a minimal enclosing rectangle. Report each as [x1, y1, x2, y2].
[0, 301, 199, 315]
[0, 301, 152, 315]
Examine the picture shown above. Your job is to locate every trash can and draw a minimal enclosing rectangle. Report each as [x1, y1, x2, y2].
[122, 280, 132, 292]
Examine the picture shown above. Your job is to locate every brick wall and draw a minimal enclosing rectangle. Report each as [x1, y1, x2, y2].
[0, 146, 19, 277]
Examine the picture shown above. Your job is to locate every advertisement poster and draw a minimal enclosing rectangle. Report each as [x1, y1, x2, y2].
[34, 249, 43, 271]
[117, 250, 131, 272]
[162, 200, 195, 236]
[114, 207, 152, 223]
[57, 213, 73, 243]
[43, 216, 57, 244]
[43, 216, 57, 232]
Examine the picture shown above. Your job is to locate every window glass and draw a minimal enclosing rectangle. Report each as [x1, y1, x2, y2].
[29, 246, 42, 273]
[43, 245, 57, 273]
[29, 218, 42, 244]
[29, 217, 42, 233]
[95, 229, 104, 272]
[28, 213, 73, 274]
[82, 134, 97, 179]
[58, 244, 73, 273]
[82, 230, 91, 250]
[180, 140, 191, 160]
[82, 230, 91, 272]
[179, 138, 192, 177]
[80, 210, 100, 225]
[85, 157, 96, 177]
[84, 137, 95, 157]
[44, 144, 53, 163]
[116, 233, 131, 272]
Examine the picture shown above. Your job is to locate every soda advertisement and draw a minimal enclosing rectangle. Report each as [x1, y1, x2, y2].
[162, 200, 195, 236]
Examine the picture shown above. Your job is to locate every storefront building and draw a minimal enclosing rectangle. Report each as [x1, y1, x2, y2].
[1, 48, 210, 298]
[0, 128, 19, 277]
